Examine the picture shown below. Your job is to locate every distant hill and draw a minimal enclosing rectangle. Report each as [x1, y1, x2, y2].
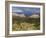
[12, 13, 25, 17]
[29, 14, 39, 18]
[12, 12, 40, 18]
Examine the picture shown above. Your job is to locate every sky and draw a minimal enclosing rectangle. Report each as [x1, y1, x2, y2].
[12, 7, 40, 16]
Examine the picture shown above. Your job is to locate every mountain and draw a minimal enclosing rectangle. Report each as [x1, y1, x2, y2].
[12, 13, 25, 17]
[12, 12, 39, 18]
[29, 14, 39, 18]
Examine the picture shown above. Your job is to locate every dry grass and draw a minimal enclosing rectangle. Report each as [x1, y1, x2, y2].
[12, 16, 40, 31]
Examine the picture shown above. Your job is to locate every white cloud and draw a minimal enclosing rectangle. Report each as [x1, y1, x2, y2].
[13, 9, 23, 12]
[15, 9, 23, 12]
[13, 8, 23, 12]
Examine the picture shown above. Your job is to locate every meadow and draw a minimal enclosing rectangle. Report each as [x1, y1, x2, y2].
[12, 16, 40, 31]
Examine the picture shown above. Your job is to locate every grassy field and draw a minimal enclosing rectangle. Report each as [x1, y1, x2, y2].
[12, 16, 40, 31]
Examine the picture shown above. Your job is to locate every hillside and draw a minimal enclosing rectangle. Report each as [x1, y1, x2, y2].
[12, 16, 40, 31]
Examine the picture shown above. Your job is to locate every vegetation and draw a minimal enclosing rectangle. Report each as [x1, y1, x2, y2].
[12, 16, 40, 31]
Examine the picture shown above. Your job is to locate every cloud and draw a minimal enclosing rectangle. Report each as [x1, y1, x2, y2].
[12, 7, 23, 13]
[12, 7, 40, 14]
[14, 9, 23, 12]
